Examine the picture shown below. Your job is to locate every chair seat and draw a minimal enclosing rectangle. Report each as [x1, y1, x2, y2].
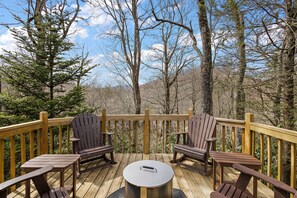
[211, 183, 251, 198]
[174, 144, 206, 160]
[79, 145, 114, 159]
[41, 187, 70, 198]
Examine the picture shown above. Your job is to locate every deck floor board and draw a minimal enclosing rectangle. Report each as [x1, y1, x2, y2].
[8, 153, 274, 198]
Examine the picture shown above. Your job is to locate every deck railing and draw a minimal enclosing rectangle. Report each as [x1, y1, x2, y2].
[0, 110, 296, 192]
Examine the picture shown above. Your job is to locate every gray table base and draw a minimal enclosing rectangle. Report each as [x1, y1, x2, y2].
[107, 187, 187, 198]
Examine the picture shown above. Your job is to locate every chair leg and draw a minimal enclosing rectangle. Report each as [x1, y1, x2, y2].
[78, 159, 81, 176]
[110, 152, 117, 164]
[170, 151, 178, 163]
[204, 160, 208, 174]
[103, 154, 109, 162]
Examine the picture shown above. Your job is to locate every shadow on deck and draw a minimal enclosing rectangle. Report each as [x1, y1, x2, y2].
[8, 153, 274, 198]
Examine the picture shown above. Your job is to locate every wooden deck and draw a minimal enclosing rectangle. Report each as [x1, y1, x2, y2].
[8, 153, 274, 198]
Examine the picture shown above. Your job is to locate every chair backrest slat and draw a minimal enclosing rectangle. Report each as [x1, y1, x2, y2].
[71, 113, 101, 151]
[188, 113, 216, 150]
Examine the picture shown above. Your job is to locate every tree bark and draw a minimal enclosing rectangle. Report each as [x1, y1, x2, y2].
[228, 0, 247, 149]
[228, 0, 247, 120]
[198, 0, 213, 114]
[132, 0, 141, 115]
[283, 0, 296, 185]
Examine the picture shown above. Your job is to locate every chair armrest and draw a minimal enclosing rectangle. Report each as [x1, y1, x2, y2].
[205, 137, 217, 156]
[233, 163, 297, 195]
[172, 132, 188, 135]
[0, 165, 53, 191]
[70, 137, 80, 142]
[104, 132, 114, 136]
[103, 132, 114, 145]
[205, 137, 217, 142]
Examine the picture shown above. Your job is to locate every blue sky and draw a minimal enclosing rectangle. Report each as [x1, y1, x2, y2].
[0, 0, 199, 87]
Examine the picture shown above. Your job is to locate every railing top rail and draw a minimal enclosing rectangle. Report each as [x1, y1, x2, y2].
[250, 122, 297, 143]
[105, 114, 189, 121]
[0, 120, 43, 138]
[48, 117, 73, 127]
[215, 117, 245, 128]
[106, 114, 144, 121]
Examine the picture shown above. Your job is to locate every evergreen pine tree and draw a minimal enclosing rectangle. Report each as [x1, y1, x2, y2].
[0, 0, 94, 119]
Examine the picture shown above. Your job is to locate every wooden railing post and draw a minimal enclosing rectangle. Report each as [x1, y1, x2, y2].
[40, 111, 49, 154]
[187, 108, 193, 145]
[188, 108, 193, 118]
[244, 113, 254, 155]
[102, 109, 107, 145]
[291, 143, 296, 192]
[0, 138, 4, 183]
[144, 109, 150, 154]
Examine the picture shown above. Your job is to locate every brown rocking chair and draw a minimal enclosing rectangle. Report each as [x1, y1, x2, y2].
[171, 113, 217, 175]
[71, 113, 116, 174]
[211, 163, 297, 198]
[0, 165, 69, 198]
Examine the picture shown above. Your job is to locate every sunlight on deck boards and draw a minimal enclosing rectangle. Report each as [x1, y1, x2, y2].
[8, 153, 274, 198]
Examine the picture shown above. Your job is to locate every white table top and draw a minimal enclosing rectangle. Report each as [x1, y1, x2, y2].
[123, 160, 174, 188]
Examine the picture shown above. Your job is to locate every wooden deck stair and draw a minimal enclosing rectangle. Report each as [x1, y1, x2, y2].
[8, 154, 274, 198]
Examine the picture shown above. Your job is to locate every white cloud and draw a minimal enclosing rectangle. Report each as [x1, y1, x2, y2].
[79, 1, 113, 26]
[68, 22, 89, 41]
[0, 28, 19, 54]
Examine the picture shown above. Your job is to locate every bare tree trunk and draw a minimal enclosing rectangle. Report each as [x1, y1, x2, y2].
[283, 0, 296, 185]
[228, 0, 247, 149]
[132, 0, 141, 114]
[198, 0, 213, 115]
[228, 0, 247, 120]
[273, 46, 285, 126]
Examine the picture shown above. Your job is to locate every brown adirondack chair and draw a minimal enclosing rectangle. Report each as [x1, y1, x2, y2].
[71, 113, 116, 174]
[211, 163, 297, 198]
[171, 113, 217, 175]
[0, 165, 69, 198]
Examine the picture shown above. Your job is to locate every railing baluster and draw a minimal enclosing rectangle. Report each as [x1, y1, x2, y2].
[278, 139, 283, 181]
[30, 131, 34, 159]
[260, 134, 264, 173]
[37, 129, 41, 156]
[291, 143, 296, 191]
[222, 125, 226, 152]
[49, 127, 53, 154]
[162, 121, 165, 153]
[143, 109, 150, 154]
[252, 131, 255, 156]
[155, 120, 158, 153]
[10, 136, 16, 191]
[241, 128, 245, 153]
[267, 135, 272, 187]
[0, 138, 4, 183]
[169, 120, 172, 153]
[121, 120, 124, 153]
[108, 120, 111, 132]
[135, 122, 138, 153]
[21, 133, 26, 170]
[232, 127, 235, 152]
[59, 126, 62, 153]
[67, 125, 70, 154]
[128, 121, 131, 153]
[114, 121, 118, 153]
[213, 125, 217, 151]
